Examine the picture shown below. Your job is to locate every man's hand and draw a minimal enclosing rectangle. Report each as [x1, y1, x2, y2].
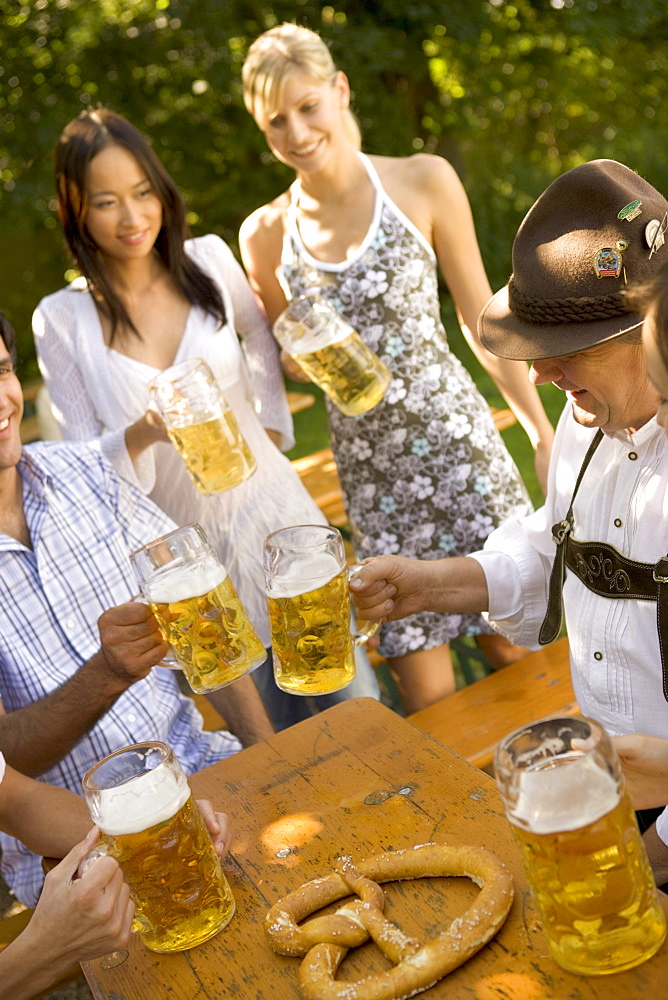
[349, 554, 490, 624]
[0, 602, 170, 778]
[97, 601, 168, 687]
[612, 734, 668, 810]
[349, 555, 443, 622]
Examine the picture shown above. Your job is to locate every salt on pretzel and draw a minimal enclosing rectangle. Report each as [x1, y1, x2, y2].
[265, 843, 514, 1000]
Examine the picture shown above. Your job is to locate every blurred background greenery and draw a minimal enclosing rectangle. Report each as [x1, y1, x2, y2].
[2, 0, 666, 504]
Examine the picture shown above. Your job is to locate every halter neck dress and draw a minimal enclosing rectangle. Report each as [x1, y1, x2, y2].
[281, 153, 531, 658]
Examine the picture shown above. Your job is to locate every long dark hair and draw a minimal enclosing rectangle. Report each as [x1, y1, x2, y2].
[55, 108, 226, 341]
[0, 312, 16, 363]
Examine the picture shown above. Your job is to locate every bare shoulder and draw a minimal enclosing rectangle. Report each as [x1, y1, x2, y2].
[239, 191, 291, 257]
[370, 153, 463, 197]
[368, 154, 469, 243]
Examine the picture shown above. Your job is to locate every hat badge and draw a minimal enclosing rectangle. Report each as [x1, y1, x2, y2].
[618, 200, 642, 222]
[592, 241, 627, 279]
[646, 216, 667, 258]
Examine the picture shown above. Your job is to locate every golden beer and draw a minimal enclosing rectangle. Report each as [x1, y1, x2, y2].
[267, 556, 356, 695]
[292, 331, 391, 416]
[167, 411, 256, 494]
[101, 794, 234, 953]
[148, 562, 266, 694]
[508, 757, 666, 974]
[150, 358, 256, 494]
[83, 742, 234, 954]
[273, 293, 391, 416]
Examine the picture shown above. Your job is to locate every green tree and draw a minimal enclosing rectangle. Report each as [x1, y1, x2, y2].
[1, 0, 667, 376]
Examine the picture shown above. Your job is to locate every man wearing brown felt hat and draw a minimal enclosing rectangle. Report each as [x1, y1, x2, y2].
[351, 159, 668, 884]
[479, 158, 666, 361]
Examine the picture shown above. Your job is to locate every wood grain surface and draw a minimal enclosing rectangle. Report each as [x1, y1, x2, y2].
[83, 698, 668, 1000]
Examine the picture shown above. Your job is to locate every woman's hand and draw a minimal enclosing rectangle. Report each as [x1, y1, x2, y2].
[196, 799, 232, 857]
[25, 828, 134, 972]
[280, 349, 310, 383]
[125, 406, 170, 461]
[142, 405, 170, 441]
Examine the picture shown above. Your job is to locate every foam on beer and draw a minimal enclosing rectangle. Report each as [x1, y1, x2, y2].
[146, 556, 226, 603]
[511, 754, 619, 834]
[267, 551, 341, 599]
[94, 764, 190, 837]
[290, 326, 347, 356]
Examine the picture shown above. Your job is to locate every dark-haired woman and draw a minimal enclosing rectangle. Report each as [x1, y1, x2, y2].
[33, 108, 379, 729]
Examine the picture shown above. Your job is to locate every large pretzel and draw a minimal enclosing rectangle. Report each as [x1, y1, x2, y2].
[265, 843, 514, 1000]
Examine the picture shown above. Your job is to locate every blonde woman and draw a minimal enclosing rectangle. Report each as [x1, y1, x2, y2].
[239, 24, 554, 712]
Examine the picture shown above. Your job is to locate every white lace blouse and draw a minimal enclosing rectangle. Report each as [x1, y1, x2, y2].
[33, 234, 326, 644]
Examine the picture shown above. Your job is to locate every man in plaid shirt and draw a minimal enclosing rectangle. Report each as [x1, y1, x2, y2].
[0, 313, 273, 905]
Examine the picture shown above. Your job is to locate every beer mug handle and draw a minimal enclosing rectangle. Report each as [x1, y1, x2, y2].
[78, 843, 110, 878]
[79, 845, 147, 937]
[131, 594, 182, 670]
[347, 565, 381, 646]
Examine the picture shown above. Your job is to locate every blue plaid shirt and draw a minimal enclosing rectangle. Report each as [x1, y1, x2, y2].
[0, 443, 241, 905]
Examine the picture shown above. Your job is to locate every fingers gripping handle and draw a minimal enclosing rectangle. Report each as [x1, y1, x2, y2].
[348, 565, 380, 646]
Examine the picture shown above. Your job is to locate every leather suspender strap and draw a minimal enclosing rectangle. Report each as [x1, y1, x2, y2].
[656, 574, 668, 701]
[539, 429, 604, 645]
[564, 538, 668, 702]
[566, 539, 668, 600]
[538, 428, 668, 701]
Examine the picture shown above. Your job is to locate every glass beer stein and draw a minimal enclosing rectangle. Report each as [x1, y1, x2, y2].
[494, 715, 666, 975]
[150, 358, 256, 494]
[83, 741, 235, 953]
[130, 523, 266, 694]
[264, 524, 379, 696]
[273, 293, 392, 417]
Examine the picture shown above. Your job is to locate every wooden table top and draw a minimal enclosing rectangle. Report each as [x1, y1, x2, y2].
[83, 698, 668, 1000]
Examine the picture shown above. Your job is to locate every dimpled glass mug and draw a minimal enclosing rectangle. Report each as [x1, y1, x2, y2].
[150, 358, 256, 494]
[130, 522, 266, 694]
[494, 715, 666, 975]
[264, 524, 379, 696]
[273, 293, 392, 416]
[83, 741, 235, 953]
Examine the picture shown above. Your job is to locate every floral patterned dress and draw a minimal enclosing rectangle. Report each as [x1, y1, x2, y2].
[281, 153, 532, 657]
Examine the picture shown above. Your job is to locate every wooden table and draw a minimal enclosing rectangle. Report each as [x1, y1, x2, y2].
[83, 699, 668, 1000]
[409, 637, 578, 772]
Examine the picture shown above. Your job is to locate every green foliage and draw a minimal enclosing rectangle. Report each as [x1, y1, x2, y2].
[1, 0, 667, 379]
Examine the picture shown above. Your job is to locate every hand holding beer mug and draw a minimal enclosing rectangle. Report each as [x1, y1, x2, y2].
[130, 523, 266, 694]
[83, 741, 235, 953]
[273, 293, 391, 417]
[494, 715, 666, 975]
[264, 524, 379, 696]
[150, 358, 256, 494]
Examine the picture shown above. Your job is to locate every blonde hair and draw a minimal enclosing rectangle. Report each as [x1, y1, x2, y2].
[242, 23, 361, 149]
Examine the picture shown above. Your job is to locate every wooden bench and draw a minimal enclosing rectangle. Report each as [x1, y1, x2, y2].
[286, 390, 316, 415]
[407, 637, 578, 773]
[291, 447, 349, 529]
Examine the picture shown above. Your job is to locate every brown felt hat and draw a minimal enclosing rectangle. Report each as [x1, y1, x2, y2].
[479, 159, 668, 360]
